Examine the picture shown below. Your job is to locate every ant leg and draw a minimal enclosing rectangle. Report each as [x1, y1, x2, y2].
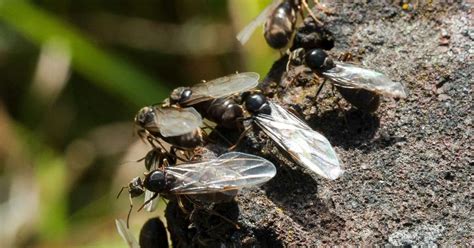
[203, 133, 218, 144]
[315, 78, 327, 100]
[338, 52, 353, 62]
[200, 206, 240, 229]
[174, 147, 195, 162]
[136, 154, 147, 163]
[331, 85, 349, 128]
[146, 135, 156, 147]
[162, 158, 170, 168]
[228, 126, 253, 151]
[177, 196, 191, 215]
[312, 0, 333, 15]
[126, 193, 134, 228]
[301, 0, 324, 25]
[136, 128, 150, 144]
[186, 197, 240, 229]
[202, 122, 233, 147]
[298, 4, 306, 20]
[286, 50, 295, 72]
[286, 107, 305, 119]
[145, 135, 172, 157]
[143, 190, 159, 212]
[175, 147, 196, 161]
[137, 192, 158, 212]
[168, 147, 180, 164]
[167, 146, 187, 162]
[185, 150, 193, 161]
[148, 137, 170, 153]
[212, 131, 233, 146]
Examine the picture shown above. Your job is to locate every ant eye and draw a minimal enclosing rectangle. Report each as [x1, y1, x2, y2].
[138, 113, 146, 123]
[170, 87, 192, 105]
[135, 108, 148, 125]
[136, 107, 155, 126]
[180, 89, 192, 104]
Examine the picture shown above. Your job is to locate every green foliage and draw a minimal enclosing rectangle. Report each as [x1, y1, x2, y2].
[0, 0, 274, 246]
[0, 0, 168, 106]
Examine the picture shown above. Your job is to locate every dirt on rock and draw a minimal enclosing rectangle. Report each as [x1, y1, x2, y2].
[163, 1, 472, 247]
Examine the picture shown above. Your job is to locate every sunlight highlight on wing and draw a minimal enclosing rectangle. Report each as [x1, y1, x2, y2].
[236, 0, 281, 45]
[323, 62, 408, 99]
[256, 102, 343, 180]
[166, 152, 276, 194]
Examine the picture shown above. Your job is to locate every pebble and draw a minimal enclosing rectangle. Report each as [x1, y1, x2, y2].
[437, 94, 451, 101]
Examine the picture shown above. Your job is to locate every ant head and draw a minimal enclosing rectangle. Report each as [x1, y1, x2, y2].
[144, 149, 160, 171]
[135, 106, 155, 128]
[170, 87, 192, 105]
[128, 177, 145, 198]
[305, 49, 334, 71]
[143, 170, 170, 193]
[244, 93, 271, 115]
[143, 148, 175, 171]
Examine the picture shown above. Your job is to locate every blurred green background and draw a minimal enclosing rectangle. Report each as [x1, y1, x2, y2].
[0, 0, 277, 247]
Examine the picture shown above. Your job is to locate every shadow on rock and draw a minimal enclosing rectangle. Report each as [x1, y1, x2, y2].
[308, 107, 381, 149]
[263, 162, 344, 233]
[250, 227, 285, 247]
[165, 199, 241, 247]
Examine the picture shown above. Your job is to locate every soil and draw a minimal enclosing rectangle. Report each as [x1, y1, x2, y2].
[160, 1, 473, 247]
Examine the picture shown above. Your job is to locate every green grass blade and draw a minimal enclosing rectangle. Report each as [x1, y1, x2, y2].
[0, 0, 168, 106]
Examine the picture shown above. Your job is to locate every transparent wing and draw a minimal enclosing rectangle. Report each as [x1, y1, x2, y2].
[144, 155, 159, 212]
[255, 102, 343, 180]
[115, 219, 140, 248]
[166, 152, 276, 194]
[154, 106, 202, 137]
[323, 62, 408, 99]
[144, 190, 159, 212]
[236, 0, 281, 45]
[188, 72, 259, 103]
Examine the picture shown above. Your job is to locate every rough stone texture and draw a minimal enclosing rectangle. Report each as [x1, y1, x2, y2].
[162, 1, 473, 247]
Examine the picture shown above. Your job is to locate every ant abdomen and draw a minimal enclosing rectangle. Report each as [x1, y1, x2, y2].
[195, 98, 244, 129]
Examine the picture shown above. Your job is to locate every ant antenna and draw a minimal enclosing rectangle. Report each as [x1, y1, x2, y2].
[116, 186, 128, 199]
[126, 194, 134, 228]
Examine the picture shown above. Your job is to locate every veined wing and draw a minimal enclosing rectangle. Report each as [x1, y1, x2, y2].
[115, 219, 139, 248]
[236, 0, 281, 45]
[166, 152, 276, 194]
[323, 62, 408, 99]
[144, 190, 158, 212]
[255, 102, 343, 180]
[154, 106, 202, 137]
[186, 72, 260, 104]
[144, 152, 160, 212]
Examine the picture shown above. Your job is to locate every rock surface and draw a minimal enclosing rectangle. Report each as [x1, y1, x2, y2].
[163, 2, 473, 247]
